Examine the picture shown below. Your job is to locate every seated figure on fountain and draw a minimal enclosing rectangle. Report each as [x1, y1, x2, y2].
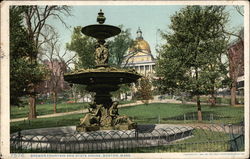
[109, 101, 135, 127]
[80, 102, 102, 126]
[109, 101, 119, 126]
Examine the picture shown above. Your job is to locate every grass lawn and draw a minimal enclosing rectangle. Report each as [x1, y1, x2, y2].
[133, 129, 231, 153]
[10, 102, 89, 119]
[119, 103, 244, 124]
[10, 103, 244, 133]
[10, 113, 84, 133]
[10, 100, 136, 119]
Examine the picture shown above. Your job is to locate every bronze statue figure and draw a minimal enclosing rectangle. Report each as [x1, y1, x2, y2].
[95, 41, 109, 65]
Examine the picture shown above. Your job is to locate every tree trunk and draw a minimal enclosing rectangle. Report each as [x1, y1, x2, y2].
[197, 95, 202, 121]
[181, 92, 186, 104]
[28, 95, 37, 119]
[53, 91, 57, 113]
[195, 66, 202, 121]
[231, 82, 237, 106]
[210, 93, 216, 106]
[28, 82, 37, 119]
[125, 92, 128, 100]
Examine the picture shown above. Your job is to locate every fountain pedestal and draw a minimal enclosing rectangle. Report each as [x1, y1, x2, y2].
[64, 10, 141, 132]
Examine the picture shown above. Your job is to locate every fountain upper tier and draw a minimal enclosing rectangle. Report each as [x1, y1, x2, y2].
[82, 24, 121, 40]
[64, 9, 141, 87]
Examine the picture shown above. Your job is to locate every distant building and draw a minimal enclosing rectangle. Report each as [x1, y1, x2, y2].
[228, 31, 244, 96]
[122, 28, 156, 77]
[37, 59, 69, 97]
[121, 28, 156, 100]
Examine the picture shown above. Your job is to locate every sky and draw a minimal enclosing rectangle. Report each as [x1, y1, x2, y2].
[47, 5, 244, 61]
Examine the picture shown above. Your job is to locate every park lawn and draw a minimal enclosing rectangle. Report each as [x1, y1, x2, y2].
[10, 100, 135, 119]
[10, 103, 244, 133]
[10, 113, 85, 133]
[10, 102, 89, 119]
[93, 129, 232, 153]
[119, 103, 244, 124]
[133, 129, 231, 153]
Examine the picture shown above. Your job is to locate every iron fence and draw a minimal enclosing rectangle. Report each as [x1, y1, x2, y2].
[10, 123, 244, 153]
[130, 113, 242, 124]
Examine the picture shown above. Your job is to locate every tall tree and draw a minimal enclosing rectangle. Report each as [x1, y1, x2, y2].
[21, 5, 71, 119]
[156, 6, 229, 120]
[136, 76, 153, 105]
[66, 26, 96, 69]
[37, 28, 76, 113]
[108, 25, 134, 67]
[10, 6, 45, 106]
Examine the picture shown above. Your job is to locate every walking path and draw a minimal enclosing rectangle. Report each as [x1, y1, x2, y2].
[10, 99, 237, 123]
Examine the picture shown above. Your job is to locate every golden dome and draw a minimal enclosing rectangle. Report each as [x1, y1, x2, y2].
[129, 39, 151, 53]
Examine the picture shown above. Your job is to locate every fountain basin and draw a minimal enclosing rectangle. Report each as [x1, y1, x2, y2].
[64, 67, 141, 86]
[10, 124, 194, 153]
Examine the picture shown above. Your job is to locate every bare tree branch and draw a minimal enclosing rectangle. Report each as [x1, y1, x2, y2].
[24, 5, 72, 55]
[234, 6, 244, 16]
[122, 51, 138, 68]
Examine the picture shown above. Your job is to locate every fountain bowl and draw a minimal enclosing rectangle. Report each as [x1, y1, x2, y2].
[64, 67, 141, 86]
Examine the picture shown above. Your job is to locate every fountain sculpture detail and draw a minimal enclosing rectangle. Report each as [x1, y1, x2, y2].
[64, 10, 141, 132]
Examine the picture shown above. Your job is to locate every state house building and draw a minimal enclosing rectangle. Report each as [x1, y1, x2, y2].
[122, 28, 156, 77]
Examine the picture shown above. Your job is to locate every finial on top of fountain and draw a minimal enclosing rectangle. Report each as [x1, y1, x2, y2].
[97, 9, 106, 24]
[82, 9, 121, 40]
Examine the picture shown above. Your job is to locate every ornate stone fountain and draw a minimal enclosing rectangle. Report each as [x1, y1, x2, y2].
[64, 10, 141, 132]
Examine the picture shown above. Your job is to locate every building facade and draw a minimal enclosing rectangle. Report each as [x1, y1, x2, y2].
[37, 59, 69, 97]
[228, 37, 244, 96]
[122, 28, 156, 77]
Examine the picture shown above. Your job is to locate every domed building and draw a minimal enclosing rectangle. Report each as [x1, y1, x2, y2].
[122, 28, 156, 76]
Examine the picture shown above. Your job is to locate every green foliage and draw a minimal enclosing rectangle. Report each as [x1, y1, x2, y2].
[10, 6, 46, 106]
[156, 6, 229, 97]
[108, 25, 134, 67]
[67, 26, 133, 68]
[111, 83, 132, 100]
[136, 76, 153, 104]
[66, 26, 96, 68]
